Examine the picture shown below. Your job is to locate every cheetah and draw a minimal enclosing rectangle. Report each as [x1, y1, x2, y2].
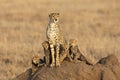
[31, 54, 45, 75]
[69, 39, 87, 63]
[42, 41, 51, 66]
[46, 13, 65, 67]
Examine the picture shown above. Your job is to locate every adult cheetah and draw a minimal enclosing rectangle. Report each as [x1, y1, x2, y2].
[46, 13, 65, 67]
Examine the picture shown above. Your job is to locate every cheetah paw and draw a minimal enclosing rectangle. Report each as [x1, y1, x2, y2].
[50, 63, 55, 67]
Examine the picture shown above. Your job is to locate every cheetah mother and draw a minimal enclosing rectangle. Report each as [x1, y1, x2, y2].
[46, 13, 65, 67]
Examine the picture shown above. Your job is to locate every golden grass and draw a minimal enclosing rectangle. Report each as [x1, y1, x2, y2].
[0, 0, 120, 79]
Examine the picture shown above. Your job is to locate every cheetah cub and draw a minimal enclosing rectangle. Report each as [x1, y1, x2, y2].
[42, 41, 51, 66]
[59, 42, 70, 64]
[69, 39, 87, 63]
[31, 54, 45, 75]
[46, 13, 65, 67]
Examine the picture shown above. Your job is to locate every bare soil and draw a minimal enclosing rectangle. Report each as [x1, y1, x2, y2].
[14, 55, 120, 80]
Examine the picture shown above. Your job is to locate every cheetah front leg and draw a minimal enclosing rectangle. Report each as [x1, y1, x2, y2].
[56, 44, 60, 66]
[49, 42, 55, 67]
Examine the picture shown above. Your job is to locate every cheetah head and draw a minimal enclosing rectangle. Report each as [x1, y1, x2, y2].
[69, 39, 78, 47]
[49, 13, 60, 23]
[42, 41, 49, 50]
[61, 44, 69, 51]
[32, 55, 40, 66]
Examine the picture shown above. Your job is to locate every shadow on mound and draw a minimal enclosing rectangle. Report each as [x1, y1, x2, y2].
[13, 54, 120, 80]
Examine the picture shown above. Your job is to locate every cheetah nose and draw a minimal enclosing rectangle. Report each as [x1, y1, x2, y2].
[55, 19, 57, 21]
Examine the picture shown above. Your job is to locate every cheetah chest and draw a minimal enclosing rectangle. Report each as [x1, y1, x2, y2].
[47, 26, 60, 43]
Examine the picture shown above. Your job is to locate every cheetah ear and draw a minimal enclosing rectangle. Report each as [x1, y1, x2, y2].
[32, 54, 35, 57]
[49, 13, 53, 17]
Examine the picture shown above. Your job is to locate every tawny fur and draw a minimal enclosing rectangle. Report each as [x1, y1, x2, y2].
[69, 39, 87, 63]
[46, 13, 65, 67]
[59, 43, 69, 64]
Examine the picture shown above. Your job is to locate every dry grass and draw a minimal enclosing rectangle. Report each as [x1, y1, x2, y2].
[0, 0, 120, 80]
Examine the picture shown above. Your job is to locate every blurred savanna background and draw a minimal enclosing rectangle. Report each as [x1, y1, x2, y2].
[0, 0, 120, 80]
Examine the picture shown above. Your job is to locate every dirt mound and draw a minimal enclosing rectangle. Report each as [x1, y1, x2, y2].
[98, 54, 119, 66]
[13, 55, 120, 80]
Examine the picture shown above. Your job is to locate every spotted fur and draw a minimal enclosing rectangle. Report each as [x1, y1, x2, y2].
[46, 13, 65, 67]
[69, 39, 87, 63]
[59, 43, 70, 64]
[31, 55, 44, 75]
[42, 41, 51, 66]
